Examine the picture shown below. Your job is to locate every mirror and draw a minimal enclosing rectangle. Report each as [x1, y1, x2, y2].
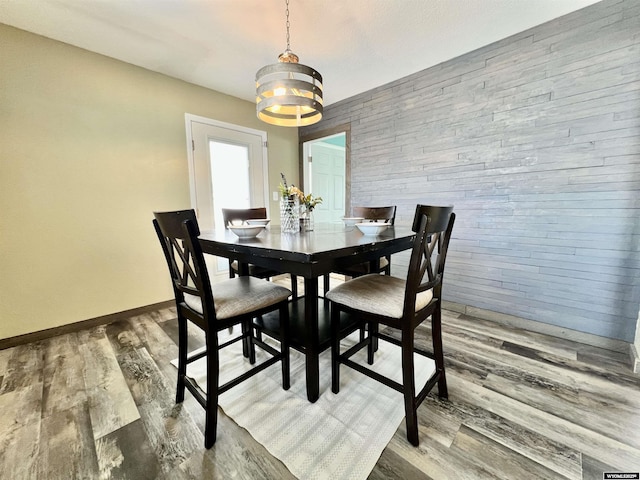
[299, 124, 351, 223]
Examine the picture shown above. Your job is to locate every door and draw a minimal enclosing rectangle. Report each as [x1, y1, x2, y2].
[186, 114, 269, 276]
[303, 133, 346, 224]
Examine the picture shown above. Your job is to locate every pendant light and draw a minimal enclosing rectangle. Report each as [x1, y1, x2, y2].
[255, 0, 323, 127]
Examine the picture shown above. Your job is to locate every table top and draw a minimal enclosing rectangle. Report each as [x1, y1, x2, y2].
[198, 223, 415, 277]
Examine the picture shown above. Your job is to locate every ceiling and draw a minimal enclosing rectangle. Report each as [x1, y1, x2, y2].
[0, 0, 601, 106]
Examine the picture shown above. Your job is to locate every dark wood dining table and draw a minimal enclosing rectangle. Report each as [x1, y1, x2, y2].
[198, 222, 415, 402]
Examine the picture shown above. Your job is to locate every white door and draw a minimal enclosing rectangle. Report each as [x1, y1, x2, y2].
[186, 114, 269, 276]
[306, 139, 346, 223]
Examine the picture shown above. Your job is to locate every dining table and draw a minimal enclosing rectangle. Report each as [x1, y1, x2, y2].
[198, 222, 415, 402]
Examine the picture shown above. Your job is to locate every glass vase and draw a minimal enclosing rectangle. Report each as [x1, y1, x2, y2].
[300, 206, 314, 232]
[280, 196, 300, 233]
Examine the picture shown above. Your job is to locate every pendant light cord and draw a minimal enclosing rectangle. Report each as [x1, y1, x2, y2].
[285, 0, 291, 52]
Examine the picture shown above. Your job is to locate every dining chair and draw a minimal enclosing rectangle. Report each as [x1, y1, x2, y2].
[222, 207, 298, 298]
[323, 206, 397, 294]
[153, 209, 291, 448]
[327, 204, 455, 446]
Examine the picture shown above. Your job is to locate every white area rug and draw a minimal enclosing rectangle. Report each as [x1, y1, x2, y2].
[173, 331, 435, 480]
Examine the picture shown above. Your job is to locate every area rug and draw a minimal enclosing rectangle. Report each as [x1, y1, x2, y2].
[172, 331, 435, 480]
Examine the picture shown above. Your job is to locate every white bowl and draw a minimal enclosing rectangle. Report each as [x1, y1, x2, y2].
[343, 217, 365, 227]
[355, 222, 391, 235]
[245, 218, 270, 226]
[229, 225, 266, 239]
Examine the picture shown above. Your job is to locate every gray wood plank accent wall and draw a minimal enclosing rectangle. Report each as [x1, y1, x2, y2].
[301, 0, 640, 343]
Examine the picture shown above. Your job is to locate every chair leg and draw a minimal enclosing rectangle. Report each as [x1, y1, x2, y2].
[254, 322, 263, 342]
[279, 303, 290, 390]
[242, 320, 256, 364]
[401, 327, 419, 446]
[176, 316, 187, 403]
[372, 322, 379, 353]
[330, 305, 341, 394]
[367, 320, 375, 365]
[204, 333, 219, 449]
[241, 328, 249, 359]
[432, 305, 448, 398]
[323, 274, 330, 296]
[290, 275, 298, 299]
[362, 322, 379, 358]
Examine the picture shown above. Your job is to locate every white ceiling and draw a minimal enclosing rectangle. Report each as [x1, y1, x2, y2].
[0, 0, 601, 106]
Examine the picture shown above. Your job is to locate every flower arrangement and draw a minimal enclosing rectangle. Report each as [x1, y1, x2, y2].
[279, 173, 323, 211]
[278, 174, 303, 200]
[279, 173, 322, 232]
[301, 193, 323, 212]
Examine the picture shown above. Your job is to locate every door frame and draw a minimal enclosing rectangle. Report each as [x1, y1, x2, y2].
[184, 113, 270, 215]
[299, 123, 351, 217]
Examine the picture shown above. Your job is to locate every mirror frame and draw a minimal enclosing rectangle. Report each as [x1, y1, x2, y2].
[299, 123, 351, 216]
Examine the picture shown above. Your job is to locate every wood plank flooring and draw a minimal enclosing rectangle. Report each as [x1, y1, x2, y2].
[1, 288, 639, 479]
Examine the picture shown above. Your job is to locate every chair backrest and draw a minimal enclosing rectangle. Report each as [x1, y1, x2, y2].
[222, 207, 268, 228]
[352, 206, 397, 225]
[404, 205, 455, 316]
[153, 209, 215, 320]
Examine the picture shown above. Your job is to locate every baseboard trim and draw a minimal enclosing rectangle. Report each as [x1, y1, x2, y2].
[443, 301, 631, 355]
[0, 300, 175, 351]
[630, 343, 640, 374]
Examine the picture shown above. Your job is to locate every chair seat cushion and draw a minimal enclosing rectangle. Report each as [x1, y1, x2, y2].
[231, 260, 280, 279]
[184, 277, 291, 319]
[336, 257, 390, 276]
[326, 274, 433, 319]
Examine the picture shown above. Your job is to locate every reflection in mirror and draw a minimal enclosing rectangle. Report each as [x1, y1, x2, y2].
[300, 125, 350, 224]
